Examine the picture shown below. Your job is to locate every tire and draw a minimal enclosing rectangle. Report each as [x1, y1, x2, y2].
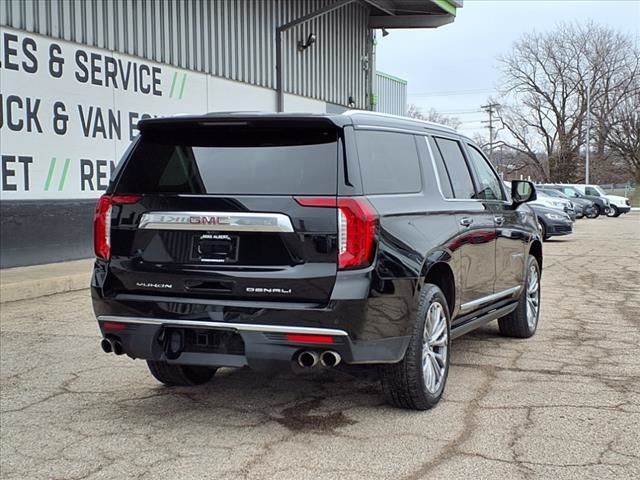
[592, 204, 602, 218]
[607, 205, 620, 217]
[147, 360, 216, 386]
[585, 207, 598, 219]
[498, 254, 541, 338]
[379, 284, 451, 410]
[537, 219, 549, 241]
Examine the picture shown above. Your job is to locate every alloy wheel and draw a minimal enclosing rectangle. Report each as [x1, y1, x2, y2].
[526, 263, 540, 329]
[422, 302, 448, 394]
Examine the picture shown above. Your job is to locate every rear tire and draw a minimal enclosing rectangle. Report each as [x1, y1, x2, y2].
[147, 361, 216, 386]
[379, 284, 450, 410]
[498, 254, 541, 338]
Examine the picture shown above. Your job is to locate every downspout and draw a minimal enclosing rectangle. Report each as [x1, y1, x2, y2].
[275, 0, 357, 112]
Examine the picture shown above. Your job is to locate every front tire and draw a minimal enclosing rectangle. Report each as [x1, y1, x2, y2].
[537, 219, 549, 241]
[498, 254, 541, 338]
[147, 361, 216, 386]
[380, 284, 451, 410]
[607, 205, 620, 217]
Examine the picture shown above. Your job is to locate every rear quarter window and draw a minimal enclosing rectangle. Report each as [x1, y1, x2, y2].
[355, 130, 422, 194]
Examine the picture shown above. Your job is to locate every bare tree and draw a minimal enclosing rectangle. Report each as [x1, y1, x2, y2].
[496, 22, 640, 183]
[407, 103, 425, 120]
[407, 104, 461, 130]
[607, 91, 640, 183]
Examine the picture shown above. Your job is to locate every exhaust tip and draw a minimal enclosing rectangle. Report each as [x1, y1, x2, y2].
[100, 338, 113, 354]
[112, 340, 124, 356]
[320, 350, 341, 368]
[297, 351, 319, 368]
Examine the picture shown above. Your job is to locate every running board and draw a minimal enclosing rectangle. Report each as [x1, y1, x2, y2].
[451, 302, 518, 340]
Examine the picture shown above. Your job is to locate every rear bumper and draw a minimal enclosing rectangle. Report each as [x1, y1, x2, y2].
[92, 267, 418, 368]
[97, 315, 410, 369]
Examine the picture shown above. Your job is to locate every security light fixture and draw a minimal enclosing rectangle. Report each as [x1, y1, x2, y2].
[382, 28, 390, 37]
[298, 33, 317, 51]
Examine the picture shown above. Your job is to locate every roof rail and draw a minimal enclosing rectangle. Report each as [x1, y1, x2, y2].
[342, 109, 457, 132]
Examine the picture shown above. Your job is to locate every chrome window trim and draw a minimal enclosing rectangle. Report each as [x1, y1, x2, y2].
[459, 286, 522, 313]
[97, 316, 349, 336]
[423, 135, 484, 203]
[355, 125, 430, 135]
[138, 211, 295, 232]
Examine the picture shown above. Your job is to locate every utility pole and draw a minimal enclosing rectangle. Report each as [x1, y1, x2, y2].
[481, 103, 500, 162]
[585, 83, 591, 184]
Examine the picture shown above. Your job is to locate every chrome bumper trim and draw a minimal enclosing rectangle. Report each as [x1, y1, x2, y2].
[97, 315, 349, 336]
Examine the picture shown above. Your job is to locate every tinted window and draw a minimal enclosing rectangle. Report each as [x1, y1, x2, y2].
[433, 137, 475, 199]
[355, 131, 422, 194]
[585, 186, 600, 196]
[466, 145, 506, 201]
[427, 137, 454, 198]
[115, 124, 337, 195]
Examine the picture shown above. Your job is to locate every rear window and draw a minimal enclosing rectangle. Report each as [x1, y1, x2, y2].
[355, 131, 422, 194]
[115, 124, 338, 195]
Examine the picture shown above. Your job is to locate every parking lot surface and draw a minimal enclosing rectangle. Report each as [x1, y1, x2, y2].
[1, 215, 639, 480]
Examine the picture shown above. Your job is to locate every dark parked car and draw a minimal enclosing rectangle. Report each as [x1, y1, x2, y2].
[538, 188, 595, 219]
[542, 184, 607, 218]
[529, 204, 573, 240]
[92, 111, 543, 410]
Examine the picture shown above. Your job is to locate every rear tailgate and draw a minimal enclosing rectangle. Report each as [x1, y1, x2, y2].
[104, 118, 340, 305]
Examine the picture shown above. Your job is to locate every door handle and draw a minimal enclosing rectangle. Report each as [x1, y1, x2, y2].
[460, 217, 473, 227]
[494, 216, 505, 226]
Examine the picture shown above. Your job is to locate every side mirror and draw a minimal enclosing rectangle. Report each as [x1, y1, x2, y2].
[511, 180, 536, 205]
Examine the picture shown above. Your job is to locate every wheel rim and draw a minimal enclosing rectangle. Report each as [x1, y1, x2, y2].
[607, 206, 616, 217]
[538, 221, 545, 238]
[526, 263, 540, 329]
[422, 302, 448, 394]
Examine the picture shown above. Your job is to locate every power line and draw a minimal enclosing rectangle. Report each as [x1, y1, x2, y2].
[408, 88, 495, 97]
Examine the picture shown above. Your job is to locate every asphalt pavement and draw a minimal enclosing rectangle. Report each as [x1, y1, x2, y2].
[1, 215, 639, 479]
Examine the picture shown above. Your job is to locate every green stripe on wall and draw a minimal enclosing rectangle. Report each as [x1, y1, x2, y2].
[431, 0, 457, 16]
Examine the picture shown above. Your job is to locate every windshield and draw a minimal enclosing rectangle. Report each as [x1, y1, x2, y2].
[543, 189, 568, 199]
[559, 187, 582, 198]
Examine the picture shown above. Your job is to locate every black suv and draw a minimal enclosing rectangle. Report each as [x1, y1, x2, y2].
[92, 112, 542, 410]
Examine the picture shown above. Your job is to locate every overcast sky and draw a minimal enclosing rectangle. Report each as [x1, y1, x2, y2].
[376, 0, 640, 137]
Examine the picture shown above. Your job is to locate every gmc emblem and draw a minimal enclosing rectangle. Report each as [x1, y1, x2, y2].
[189, 215, 231, 225]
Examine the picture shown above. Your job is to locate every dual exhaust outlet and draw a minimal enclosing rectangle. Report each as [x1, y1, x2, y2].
[297, 350, 341, 369]
[100, 337, 124, 355]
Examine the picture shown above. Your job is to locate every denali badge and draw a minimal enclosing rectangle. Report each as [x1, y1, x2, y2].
[136, 282, 173, 289]
[246, 287, 292, 294]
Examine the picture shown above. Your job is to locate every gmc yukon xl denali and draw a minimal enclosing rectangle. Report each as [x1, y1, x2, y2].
[92, 111, 542, 410]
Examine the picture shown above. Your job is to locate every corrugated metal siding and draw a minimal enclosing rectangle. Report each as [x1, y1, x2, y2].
[1, 0, 371, 107]
[375, 72, 407, 116]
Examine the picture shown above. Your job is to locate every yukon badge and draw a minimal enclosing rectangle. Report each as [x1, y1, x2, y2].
[246, 287, 292, 294]
[136, 282, 173, 289]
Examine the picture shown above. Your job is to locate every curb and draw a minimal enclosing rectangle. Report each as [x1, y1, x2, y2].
[0, 259, 93, 303]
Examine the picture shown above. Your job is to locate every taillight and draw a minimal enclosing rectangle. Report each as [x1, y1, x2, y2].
[94, 194, 140, 260]
[295, 196, 378, 270]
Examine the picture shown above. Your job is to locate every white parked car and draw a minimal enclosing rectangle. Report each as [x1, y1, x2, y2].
[568, 185, 631, 217]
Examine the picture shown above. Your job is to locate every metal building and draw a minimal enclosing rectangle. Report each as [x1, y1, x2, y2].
[0, 0, 462, 267]
[375, 71, 408, 116]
